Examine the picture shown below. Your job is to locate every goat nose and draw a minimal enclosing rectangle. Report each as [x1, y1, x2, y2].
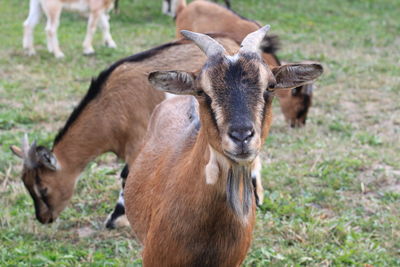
[228, 127, 254, 144]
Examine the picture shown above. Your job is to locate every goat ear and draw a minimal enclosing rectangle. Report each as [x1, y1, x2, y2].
[37, 147, 57, 171]
[10, 145, 24, 159]
[272, 63, 323, 89]
[148, 71, 197, 95]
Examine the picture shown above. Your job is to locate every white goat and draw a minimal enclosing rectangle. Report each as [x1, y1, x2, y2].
[23, 0, 117, 58]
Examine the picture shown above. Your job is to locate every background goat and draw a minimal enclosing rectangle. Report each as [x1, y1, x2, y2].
[174, 0, 317, 127]
[125, 27, 323, 265]
[23, 0, 117, 58]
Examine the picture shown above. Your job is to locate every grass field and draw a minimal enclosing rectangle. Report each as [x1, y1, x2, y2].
[1, 0, 399, 266]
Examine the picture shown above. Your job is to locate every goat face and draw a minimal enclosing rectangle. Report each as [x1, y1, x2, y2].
[150, 53, 273, 164]
[196, 53, 273, 163]
[149, 26, 323, 164]
[10, 137, 71, 224]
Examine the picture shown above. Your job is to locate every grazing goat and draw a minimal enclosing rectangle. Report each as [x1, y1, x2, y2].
[23, 0, 117, 58]
[124, 27, 323, 266]
[174, 0, 316, 127]
[10, 33, 268, 227]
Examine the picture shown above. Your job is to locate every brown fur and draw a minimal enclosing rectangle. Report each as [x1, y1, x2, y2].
[175, 0, 316, 127]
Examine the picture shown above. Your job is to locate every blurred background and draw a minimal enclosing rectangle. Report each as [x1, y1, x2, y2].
[0, 0, 399, 265]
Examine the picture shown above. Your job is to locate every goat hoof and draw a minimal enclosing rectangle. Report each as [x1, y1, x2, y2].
[83, 48, 95, 56]
[105, 40, 117, 48]
[104, 214, 130, 229]
[54, 52, 65, 59]
[105, 220, 116, 230]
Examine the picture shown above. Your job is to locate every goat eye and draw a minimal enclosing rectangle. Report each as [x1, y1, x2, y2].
[267, 83, 276, 91]
[196, 90, 205, 96]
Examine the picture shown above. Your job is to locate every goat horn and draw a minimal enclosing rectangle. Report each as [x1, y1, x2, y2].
[180, 30, 226, 58]
[239, 24, 271, 55]
[25, 140, 38, 169]
[22, 133, 30, 157]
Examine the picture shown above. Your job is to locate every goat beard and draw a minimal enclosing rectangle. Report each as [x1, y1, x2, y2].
[226, 165, 253, 220]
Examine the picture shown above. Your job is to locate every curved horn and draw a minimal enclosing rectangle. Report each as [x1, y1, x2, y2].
[180, 30, 226, 57]
[25, 140, 38, 168]
[239, 24, 271, 55]
[22, 133, 30, 157]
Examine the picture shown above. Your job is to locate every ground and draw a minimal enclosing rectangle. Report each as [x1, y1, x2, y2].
[0, 0, 399, 266]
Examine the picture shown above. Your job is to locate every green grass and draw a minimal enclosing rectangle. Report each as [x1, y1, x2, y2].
[1, 0, 400, 265]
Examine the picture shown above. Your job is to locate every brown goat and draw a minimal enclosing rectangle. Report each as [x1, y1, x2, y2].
[124, 27, 323, 266]
[10, 33, 269, 226]
[23, 0, 117, 58]
[174, 0, 316, 127]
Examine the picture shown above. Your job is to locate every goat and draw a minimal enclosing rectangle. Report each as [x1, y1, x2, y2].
[174, 0, 316, 127]
[10, 33, 268, 227]
[124, 27, 323, 266]
[23, 0, 117, 58]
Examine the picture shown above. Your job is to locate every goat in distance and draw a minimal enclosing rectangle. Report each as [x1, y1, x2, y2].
[23, 0, 117, 58]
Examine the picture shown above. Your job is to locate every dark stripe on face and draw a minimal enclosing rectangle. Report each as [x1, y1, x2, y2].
[210, 56, 262, 128]
[35, 173, 51, 209]
[26, 184, 42, 219]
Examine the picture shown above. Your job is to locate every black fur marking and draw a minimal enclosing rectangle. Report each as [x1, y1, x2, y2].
[120, 164, 129, 180]
[105, 203, 126, 229]
[120, 164, 129, 189]
[53, 41, 182, 146]
[221, 58, 261, 126]
[22, 172, 50, 223]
